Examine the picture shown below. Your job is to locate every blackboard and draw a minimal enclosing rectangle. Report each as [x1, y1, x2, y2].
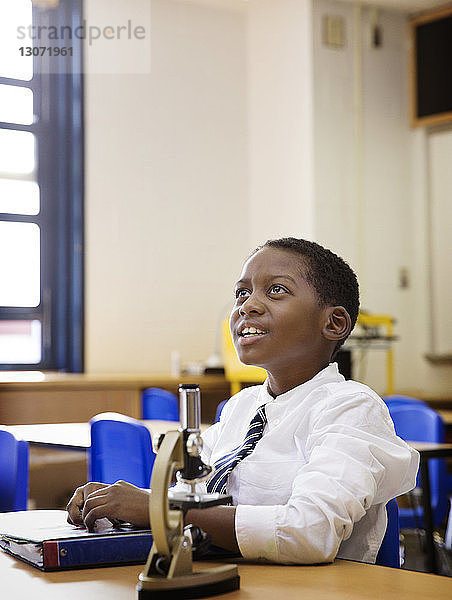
[411, 7, 452, 127]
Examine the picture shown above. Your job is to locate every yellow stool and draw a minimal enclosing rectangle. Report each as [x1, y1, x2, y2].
[221, 320, 266, 396]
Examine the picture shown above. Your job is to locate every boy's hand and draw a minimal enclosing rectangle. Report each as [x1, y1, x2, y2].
[66, 482, 108, 526]
[66, 481, 151, 531]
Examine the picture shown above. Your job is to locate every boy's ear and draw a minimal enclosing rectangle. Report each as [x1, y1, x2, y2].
[322, 306, 352, 341]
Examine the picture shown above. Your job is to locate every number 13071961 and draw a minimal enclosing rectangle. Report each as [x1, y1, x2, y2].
[19, 46, 73, 56]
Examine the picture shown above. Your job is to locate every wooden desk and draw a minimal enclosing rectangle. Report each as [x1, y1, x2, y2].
[0, 373, 230, 425]
[1, 552, 451, 600]
[409, 442, 452, 575]
[6, 420, 207, 451]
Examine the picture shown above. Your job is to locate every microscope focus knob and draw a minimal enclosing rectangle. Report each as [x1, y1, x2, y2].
[152, 433, 165, 453]
[186, 433, 203, 457]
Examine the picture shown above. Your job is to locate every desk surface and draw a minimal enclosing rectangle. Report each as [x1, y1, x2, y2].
[1, 552, 451, 600]
[409, 441, 452, 455]
[6, 421, 209, 450]
[0, 372, 227, 388]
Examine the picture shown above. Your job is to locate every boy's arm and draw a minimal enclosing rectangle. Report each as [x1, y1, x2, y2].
[184, 505, 239, 553]
[231, 394, 419, 565]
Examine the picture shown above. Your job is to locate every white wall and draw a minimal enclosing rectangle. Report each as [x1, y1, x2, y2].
[313, 2, 416, 393]
[313, 1, 360, 267]
[85, 0, 249, 373]
[247, 0, 315, 248]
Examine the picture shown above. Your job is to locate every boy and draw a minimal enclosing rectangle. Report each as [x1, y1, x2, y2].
[67, 238, 418, 564]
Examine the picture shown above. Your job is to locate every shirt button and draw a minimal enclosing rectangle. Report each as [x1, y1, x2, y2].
[273, 418, 280, 425]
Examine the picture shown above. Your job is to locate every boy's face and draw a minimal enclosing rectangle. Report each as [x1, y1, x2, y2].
[230, 247, 333, 390]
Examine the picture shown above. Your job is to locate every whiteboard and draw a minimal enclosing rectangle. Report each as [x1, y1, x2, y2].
[428, 128, 452, 356]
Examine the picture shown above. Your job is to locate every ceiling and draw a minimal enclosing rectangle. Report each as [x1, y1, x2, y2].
[339, 0, 450, 13]
[178, 0, 450, 16]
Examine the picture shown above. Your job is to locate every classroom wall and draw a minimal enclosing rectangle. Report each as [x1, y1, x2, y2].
[247, 0, 315, 247]
[312, 1, 415, 392]
[84, 0, 249, 373]
[312, 0, 452, 395]
[84, 0, 452, 396]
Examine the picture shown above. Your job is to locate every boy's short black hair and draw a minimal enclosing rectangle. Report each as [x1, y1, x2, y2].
[254, 237, 360, 355]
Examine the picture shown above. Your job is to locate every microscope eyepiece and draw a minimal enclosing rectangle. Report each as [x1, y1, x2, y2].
[179, 384, 201, 432]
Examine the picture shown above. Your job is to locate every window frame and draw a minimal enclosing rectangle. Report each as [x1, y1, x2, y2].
[0, 0, 84, 372]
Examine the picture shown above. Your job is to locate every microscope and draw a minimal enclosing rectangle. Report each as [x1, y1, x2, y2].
[137, 384, 240, 599]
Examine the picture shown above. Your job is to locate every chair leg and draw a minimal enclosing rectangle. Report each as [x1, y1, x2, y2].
[445, 497, 452, 552]
[399, 533, 405, 567]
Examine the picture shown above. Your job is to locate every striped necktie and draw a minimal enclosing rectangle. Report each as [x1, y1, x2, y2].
[206, 404, 267, 495]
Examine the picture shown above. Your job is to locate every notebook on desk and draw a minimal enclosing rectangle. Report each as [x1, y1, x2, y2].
[0, 510, 153, 571]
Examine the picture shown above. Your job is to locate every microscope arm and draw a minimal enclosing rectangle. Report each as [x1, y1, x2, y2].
[149, 430, 184, 559]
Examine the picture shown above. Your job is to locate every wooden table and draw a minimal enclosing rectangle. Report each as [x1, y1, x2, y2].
[6, 420, 206, 451]
[1, 551, 451, 600]
[409, 442, 452, 575]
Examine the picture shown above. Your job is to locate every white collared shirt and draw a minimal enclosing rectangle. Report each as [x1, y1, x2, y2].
[179, 363, 419, 564]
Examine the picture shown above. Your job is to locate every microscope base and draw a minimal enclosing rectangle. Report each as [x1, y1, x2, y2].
[137, 564, 240, 599]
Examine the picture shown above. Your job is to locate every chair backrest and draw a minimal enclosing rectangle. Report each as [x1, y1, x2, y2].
[89, 413, 155, 487]
[0, 429, 29, 512]
[387, 403, 447, 525]
[142, 387, 179, 421]
[215, 399, 229, 423]
[376, 498, 400, 568]
[382, 394, 426, 407]
[387, 401, 444, 445]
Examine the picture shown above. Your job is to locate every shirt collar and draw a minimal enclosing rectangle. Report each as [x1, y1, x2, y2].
[259, 362, 344, 406]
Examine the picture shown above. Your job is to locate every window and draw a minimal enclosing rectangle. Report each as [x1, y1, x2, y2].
[0, 0, 84, 371]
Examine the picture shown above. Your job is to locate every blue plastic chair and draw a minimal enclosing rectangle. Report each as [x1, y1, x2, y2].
[88, 413, 155, 487]
[387, 403, 448, 529]
[382, 394, 426, 407]
[0, 429, 29, 512]
[384, 395, 452, 497]
[142, 387, 179, 421]
[215, 399, 229, 423]
[375, 498, 400, 568]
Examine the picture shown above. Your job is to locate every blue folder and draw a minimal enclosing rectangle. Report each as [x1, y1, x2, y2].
[0, 510, 153, 571]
